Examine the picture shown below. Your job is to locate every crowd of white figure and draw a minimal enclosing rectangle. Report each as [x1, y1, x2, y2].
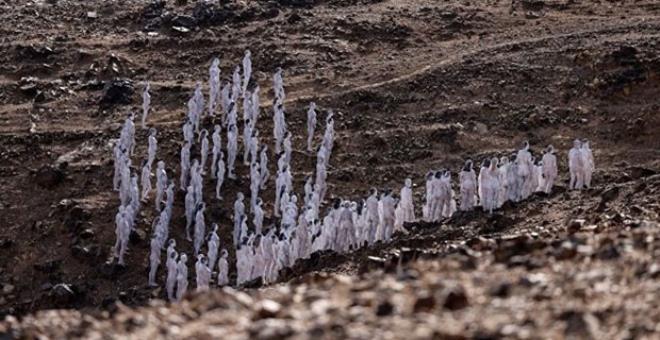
[111, 50, 595, 302]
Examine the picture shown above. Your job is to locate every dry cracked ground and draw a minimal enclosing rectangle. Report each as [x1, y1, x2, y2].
[1, 0, 659, 339]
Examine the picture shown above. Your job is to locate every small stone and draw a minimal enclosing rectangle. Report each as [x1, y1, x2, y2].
[443, 286, 469, 310]
[375, 300, 394, 316]
[35, 165, 65, 189]
[413, 294, 436, 313]
[3, 284, 15, 295]
[567, 219, 585, 234]
[554, 241, 578, 260]
[100, 79, 134, 107]
[129, 228, 147, 244]
[254, 299, 281, 319]
[489, 282, 511, 298]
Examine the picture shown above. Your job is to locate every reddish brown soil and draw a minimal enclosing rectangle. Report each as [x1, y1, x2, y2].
[0, 0, 659, 338]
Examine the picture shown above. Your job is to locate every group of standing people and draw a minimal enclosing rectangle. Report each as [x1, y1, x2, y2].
[112, 50, 596, 303]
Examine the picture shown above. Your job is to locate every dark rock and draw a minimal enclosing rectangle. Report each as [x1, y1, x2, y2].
[129, 228, 147, 244]
[493, 234, 545, 263]
[71, 244, 102, 260]
[19, 83, 38, 96]
[554, 241, 578, 260]
[443, 286, 469, 310]
[567, 219, 585, 234]
[142, 0, 166, 19]
[287, 12, 303, 24]
[64, 206, 90, 231]
[595, 242, 620, 261]
[100, 261, 127, 279]
[278, 0, 319, 8]
[171, 15, 197, 28]
[34, 260, 61, 273]
[466, 236, 496, 251]
[610, 46, 639, 66]
[49, 283, 80, 305]
[17, 45, 56, 60]
[0, 239, 14, 249]
[559, 310, 592, 338]
[521, 0, 544, 11]
[191, 2, 215, 23]
[100, 79, 134, 107]
[507, 255, 545, 269]
[375, 300, 394, 316]
[627, 166, 657, 179]
[413, 293, 436, 313]
[483, 213, 514, 233]
[35, 165, 65, 189]
[489, 282, 511, 298]
[79, 228, 95, 239]
[600, 186, 620, 204]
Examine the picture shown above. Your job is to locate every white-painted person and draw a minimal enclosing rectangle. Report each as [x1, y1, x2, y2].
[581, 139, 594, 188]
[193, 203, 206, 255]
[207, 224, 220, 273]
[227, 123, 238, 179]
[175, 253, 188, 302]
[195, 255, 211, 292]
[215, 151, 226, 200]
[211, 125, 222, 178]
[234, 193, 246, 245]
[199, 129, 209, 173]
[166, 250, 178, 301]
[307, 102, 317, 152]
[217, 250, 229, 286]
[242, 50, 252, 94]
[140, 160, 152, 201]
[209, 58, 221, 117]
[180, 141, 191, 191]
[155, 161, 167, 211]
[569, 139, 584, 190]
[141, 82, 151, 129]
[460, 160, 477, 211]
[148, 236, 161, 287]
[541, 145, 558, 194]
[147, 128, 157, 168]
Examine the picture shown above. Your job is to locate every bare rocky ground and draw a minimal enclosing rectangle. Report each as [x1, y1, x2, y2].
[0, 0, 659, 338]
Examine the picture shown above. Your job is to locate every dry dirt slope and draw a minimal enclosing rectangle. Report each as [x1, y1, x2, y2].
[3, 170, 660, 338]
[0, 0, 659, 338]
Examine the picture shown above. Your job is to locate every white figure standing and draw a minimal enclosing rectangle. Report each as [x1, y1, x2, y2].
[460, 160, 477, 211]
[142, 82, 151, 129]
[211, 125, 222, 178]
[217, 250, 229, 286]
[175, 253, 188, 302]
[399, 178, 415, 223]
[306, 102, 317, 152]
[215, 151, 226, 200]
[140, 160, 152, 201]
[148, 237, 161, 287]
[209, 58, 221, 117]
[581, 139, 594, 188]
[541, 145, 558, 193]
[569, 139, 584, 190]
[166, 250, 178, 301]
[227, 124, 238, 179]
[147, 128, 157, 168]
[242, 50, 252, 94]
[199, 129, 209, 173]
